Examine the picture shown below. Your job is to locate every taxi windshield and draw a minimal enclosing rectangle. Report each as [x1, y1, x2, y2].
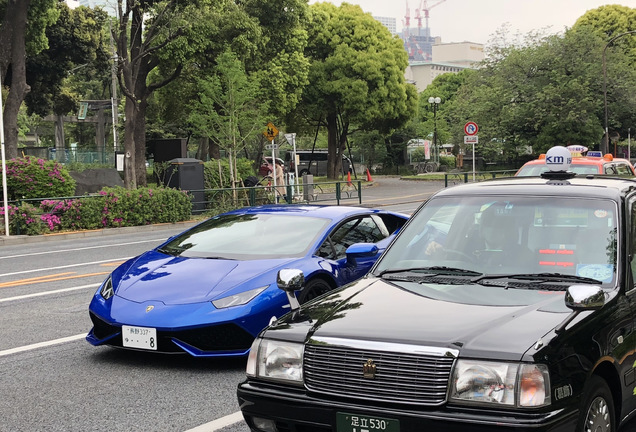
[374, 196, 618, 287]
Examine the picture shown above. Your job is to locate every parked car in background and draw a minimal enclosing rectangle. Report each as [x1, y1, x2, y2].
[516, 149, 635, 176]
[258, 156, 285, 177]
[238, 146, 636, 431]
[86, 205, 408, 358]
[285, 150, 352, 177]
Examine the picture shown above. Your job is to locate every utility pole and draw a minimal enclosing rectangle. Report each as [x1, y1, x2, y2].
[109, 21, 119, 152]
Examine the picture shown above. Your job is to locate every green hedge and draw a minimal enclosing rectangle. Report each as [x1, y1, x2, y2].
[5, 156, 76, 200]
[0, 186, 192, 235]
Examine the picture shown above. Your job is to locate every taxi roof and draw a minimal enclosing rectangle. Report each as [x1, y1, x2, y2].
[434, 175, 636, 202]
[521, 155, 632, 166]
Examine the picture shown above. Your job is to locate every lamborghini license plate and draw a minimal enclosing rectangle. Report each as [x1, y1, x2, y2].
[122, 325, 157, 350]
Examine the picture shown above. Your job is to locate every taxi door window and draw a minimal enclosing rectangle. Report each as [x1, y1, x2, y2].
[604, 164, 618, 175]
[630, 197, 636, 292]
[616, 163, 632, 176]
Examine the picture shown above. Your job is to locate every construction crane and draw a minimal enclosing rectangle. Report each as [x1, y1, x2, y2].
[403, 0, 411, 38]
[418, 0, 446, 38]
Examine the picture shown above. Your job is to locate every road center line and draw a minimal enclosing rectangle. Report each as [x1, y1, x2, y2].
[0, 283, 100, 303]
[0, 333, 86, 357]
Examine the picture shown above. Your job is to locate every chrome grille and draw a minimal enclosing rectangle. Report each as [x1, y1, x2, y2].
[303, 338, 457, 406]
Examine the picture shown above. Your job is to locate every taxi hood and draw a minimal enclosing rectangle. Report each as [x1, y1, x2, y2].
[285, 277, 572, 361]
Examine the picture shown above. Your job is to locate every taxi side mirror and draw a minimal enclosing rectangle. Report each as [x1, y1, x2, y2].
[277, 268, 304, 312]
[565, 285, 605, 311]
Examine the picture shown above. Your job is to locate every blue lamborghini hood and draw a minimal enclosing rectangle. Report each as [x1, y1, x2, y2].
[114, 250, 295, 305]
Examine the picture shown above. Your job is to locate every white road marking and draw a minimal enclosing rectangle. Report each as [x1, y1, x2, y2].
[0, 238, 166, 260]
[0, 283, 99, 303]
[0, 257, 133, 278]
[0, 333, 86, 357]
[184, 412, 245, 431]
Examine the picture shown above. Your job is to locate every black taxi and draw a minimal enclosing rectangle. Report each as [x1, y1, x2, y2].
[237, 146, 636, 432]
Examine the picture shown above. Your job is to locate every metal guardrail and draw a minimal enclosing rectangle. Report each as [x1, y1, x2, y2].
[443, 170, 518, 187]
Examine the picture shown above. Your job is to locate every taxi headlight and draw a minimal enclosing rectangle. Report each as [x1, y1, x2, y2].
[450, 360, 550, 407]
[212, 286, 268, 309]
[246, 338, 303, 385]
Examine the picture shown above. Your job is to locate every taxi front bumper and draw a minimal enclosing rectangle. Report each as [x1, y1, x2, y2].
[237, 381, 579, 432]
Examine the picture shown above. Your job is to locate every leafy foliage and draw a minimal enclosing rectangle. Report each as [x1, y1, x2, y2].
[203, 158, 255, 189]
[5, 156, 76, 200]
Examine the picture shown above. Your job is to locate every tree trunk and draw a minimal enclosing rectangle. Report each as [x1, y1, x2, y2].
[326, 112, 338, 179]
[54, 114, 65, 161]
[134, 98, 147, 187]
[123, 98, 137, 189]
[1, 0, 31, 159]
[209, 139, 221, 159]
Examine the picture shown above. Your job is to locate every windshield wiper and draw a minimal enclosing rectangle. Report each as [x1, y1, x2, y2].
[472, 272, 603, 285]
[378, 267, 482, 277]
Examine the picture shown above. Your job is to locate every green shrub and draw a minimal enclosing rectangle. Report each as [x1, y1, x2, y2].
[5, 156, 76, 199]
[98, 186, 192, 226]
[203, 158, 255, 189]
[440, 155, 456, 168]
[0, 203, 44, 235]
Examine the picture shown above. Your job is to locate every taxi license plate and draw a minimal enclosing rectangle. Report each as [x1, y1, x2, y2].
[336, 412, 399, 432]
[122, 325, 157, 350]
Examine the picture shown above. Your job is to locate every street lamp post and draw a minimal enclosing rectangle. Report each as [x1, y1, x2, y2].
[428, 96, 441, 165]
[602, 30, 636, 155]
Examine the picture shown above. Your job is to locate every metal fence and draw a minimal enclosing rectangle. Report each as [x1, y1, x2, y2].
[443, 170, 519, 187]
[191, 180, 363, 213]
[2, 180, 363, 235]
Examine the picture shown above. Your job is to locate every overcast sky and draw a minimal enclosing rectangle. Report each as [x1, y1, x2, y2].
[309, 0, 636, 45]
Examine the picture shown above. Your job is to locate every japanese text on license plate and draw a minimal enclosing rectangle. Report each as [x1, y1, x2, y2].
[336, 412, 399, 432]
[122, 325, 157, 350]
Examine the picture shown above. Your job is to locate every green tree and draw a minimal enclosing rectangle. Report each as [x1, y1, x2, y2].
[0, 0, 58, 158]
[453, 27, 619, 158]
[188, 49, 264, 193]
[297, 2, 417, 179]
[24, 4, 110, 153]
[152, 0, 309, 167]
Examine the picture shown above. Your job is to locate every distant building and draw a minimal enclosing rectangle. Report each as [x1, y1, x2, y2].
[432, 42, 484, 67]
[405, 41, 484, 92]
[374, 16, 397, 35]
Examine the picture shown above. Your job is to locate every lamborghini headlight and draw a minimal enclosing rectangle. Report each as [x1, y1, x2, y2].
[212, 286, 268, 308]
[246, 338, 304, 385]
[100, 276, 114, 300]
[450, 360, 550, 407]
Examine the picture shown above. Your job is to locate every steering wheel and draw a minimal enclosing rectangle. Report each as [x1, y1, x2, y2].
[443, 248, 476, 263]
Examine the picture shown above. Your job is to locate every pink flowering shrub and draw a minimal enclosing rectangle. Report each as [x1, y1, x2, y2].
[1, 186, 192, 235]
[6, 156, 76, 200]
[0, 203, 43, 235]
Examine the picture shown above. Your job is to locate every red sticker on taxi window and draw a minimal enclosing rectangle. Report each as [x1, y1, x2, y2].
[594, 210, 608, 218]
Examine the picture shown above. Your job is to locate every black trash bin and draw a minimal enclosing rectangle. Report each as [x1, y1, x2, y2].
[164, 158, 205, 213]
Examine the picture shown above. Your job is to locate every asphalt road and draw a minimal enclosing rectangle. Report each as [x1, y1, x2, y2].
[0, 176, 439, 432]
[4, 177, 633, 432]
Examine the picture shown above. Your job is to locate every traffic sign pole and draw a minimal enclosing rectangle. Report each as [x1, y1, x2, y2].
[463, 122, 479, 182]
